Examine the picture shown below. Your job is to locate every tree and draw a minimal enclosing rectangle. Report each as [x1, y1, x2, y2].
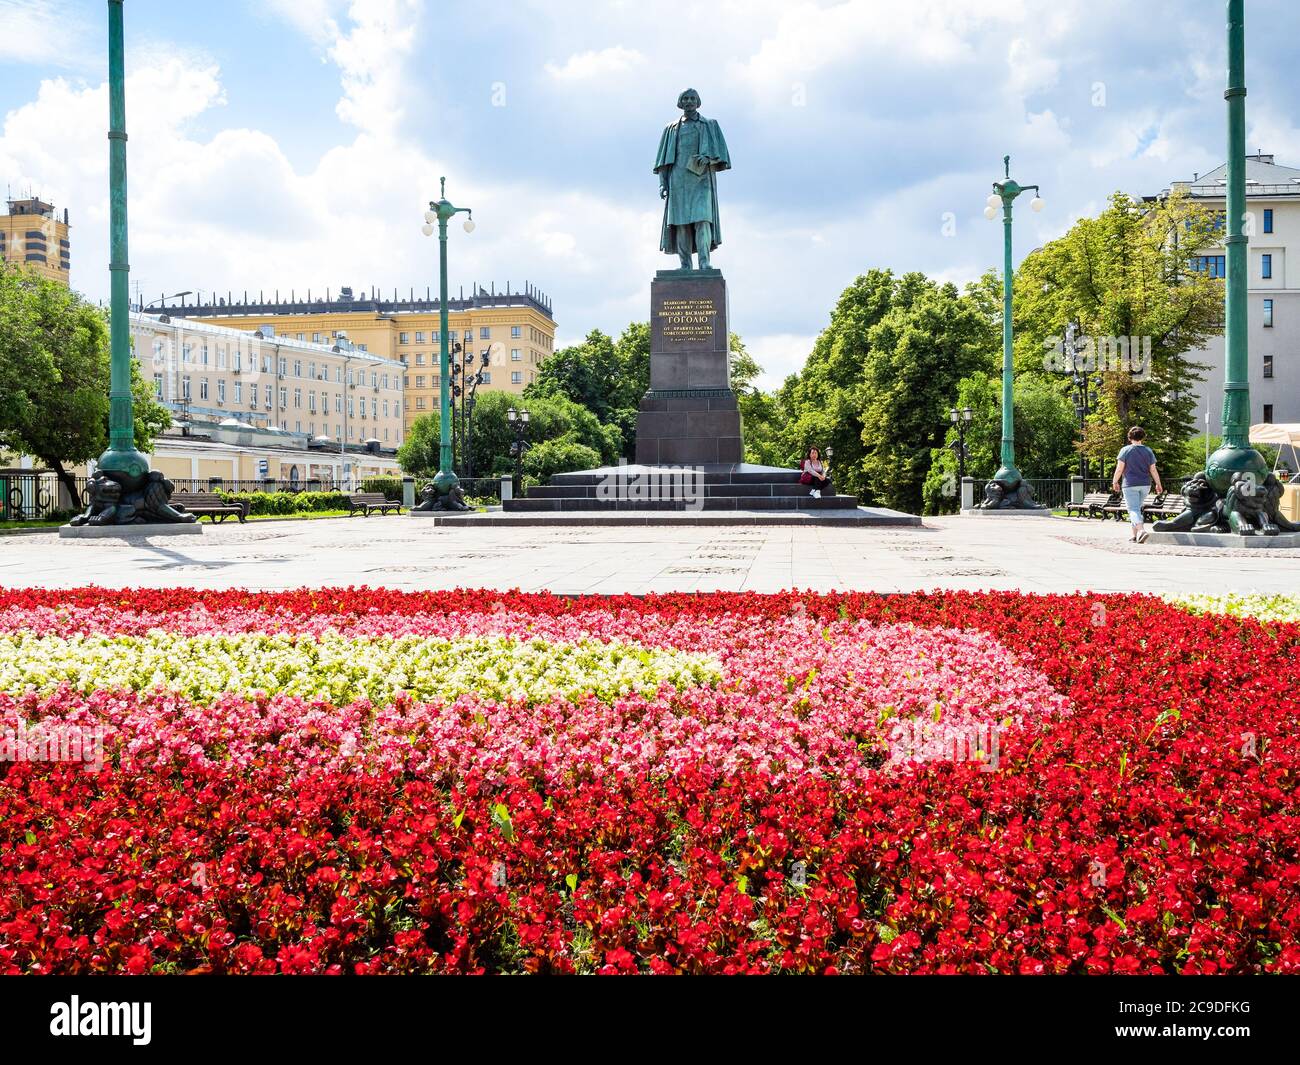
[400, 390, 621, 483]
[858, 277, 997, 512]
[522, 438, 602, 482]
[527, 324, 650, 457]
[0, 267, 170, 506]
[1013, 189, 1223, 476]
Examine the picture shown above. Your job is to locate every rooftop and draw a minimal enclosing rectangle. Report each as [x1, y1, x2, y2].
[1160, 153, 1300, 199]
[150, 280, 553, 322]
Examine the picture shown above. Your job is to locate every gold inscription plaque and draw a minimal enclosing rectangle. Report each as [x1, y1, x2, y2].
[657, 297, 717, 342]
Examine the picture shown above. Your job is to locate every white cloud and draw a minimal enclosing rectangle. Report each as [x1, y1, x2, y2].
[544, 46, 645, 82]
[0, 0, 91, 66]
[746, 333, 818, 389]
[259, 0, 344, 47]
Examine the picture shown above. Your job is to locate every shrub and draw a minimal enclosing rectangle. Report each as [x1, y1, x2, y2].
[218, 491, 350, 516]
[361, 477, 403, 501]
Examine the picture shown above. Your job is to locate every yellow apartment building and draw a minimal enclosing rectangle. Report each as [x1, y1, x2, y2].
[0, 197, 71, 284]
[165, 282, 556, 435]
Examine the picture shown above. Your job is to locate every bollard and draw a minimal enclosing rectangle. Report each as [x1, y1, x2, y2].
[1069, 476, 1084, 506]
[500, 473, 513, 502]
[960, 476, 975, 511]
[401, 476, 415, 508]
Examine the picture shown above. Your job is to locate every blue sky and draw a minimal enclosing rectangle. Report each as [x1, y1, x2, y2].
[2, 0, 1299, 385]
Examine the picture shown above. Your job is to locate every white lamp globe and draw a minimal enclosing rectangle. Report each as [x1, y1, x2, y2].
[421, 223, 434, 236]
[986, 194, 1000, 210]
[983, 205, 997, 220]
[423, 210, 436, 225]
[463, 218, 476, 234]
[1030, 196, 1045, 212]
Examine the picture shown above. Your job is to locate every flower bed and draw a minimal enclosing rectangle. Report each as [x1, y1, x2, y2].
[1, 588, 1298, 975]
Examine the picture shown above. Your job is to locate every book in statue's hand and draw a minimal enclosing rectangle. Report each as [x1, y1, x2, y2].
[686, 155, 711, 176]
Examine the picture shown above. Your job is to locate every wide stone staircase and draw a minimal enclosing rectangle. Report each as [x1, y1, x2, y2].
[501, 462, 862, 513]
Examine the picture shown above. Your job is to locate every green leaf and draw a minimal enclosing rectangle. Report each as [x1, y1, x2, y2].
[25, 831, 37, 845]
[565, 873, 578, 892]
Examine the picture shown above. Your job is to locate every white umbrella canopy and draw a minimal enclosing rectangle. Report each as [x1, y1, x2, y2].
[1249, 423, 1300, 447]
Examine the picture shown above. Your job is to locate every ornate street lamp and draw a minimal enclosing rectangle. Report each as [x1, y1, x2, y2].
[418, 177, 474, 511]
[464, 346, 493, 480]
[65, 1, 196, 531]
[1065, 321, 1098, 481]
[975, 156, 1047, 510]
[1153, 0, 1298, 538]
[949, 406, 973, 484]
[507, 407, 531, 498]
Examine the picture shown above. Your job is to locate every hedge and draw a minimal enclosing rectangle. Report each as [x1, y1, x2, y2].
[217, 491, 351, 516]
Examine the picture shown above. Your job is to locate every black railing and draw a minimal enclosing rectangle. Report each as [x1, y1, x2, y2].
[0, 471, 66, 521]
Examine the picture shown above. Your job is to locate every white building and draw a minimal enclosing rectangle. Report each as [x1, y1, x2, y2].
[1152, 153, 1300, 435]
[130, 312, 406, 488]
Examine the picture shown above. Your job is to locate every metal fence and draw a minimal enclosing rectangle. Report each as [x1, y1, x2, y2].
[0, 470, 65, 521]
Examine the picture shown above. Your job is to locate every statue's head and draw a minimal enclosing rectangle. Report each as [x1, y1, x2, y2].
[676, 88, 701, 113]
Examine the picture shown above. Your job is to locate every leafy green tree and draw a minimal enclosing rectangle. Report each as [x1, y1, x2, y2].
[522, 438, 602, 482]
[858, 277, 997, 512]
[0, 267, 170, 506]
[1013, 189, 1223, 474]
[396, 409, 441, 479]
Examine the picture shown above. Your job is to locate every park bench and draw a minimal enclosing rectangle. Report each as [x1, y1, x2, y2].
[171, 491, 248, 524]
[347, 492, 403, 516]
[1144, 493, 1186, 520]
[1065, 491, 1118, 519]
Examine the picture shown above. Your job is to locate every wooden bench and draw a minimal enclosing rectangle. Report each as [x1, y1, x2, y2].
[1144, 493, 1186, 520]
[172, 491, 248, 523]
[347, 492, 403, 516]
[1065, 491, 1118, 519]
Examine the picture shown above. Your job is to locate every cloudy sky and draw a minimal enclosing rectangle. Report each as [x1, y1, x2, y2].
[2, 0, 1299, 385]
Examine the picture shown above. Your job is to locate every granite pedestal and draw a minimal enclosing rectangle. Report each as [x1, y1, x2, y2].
[635, 271, 742, 466]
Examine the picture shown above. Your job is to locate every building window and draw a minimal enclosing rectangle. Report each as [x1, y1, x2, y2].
[1191, 255, 1226, 278]
[335, 395, 342, 413]
[399, 332, 409, 344]
[294, 388, 302, 408]
[1264, 298, 1274, 327]
[182, 376, 192, 399]
[1264, 208, 1274, 234]
[201, 345, 209, 366]
[511, 325, 521, 338]
[480, 327, 490, 339]
[1261, 253, 1273, 279]
[217, 380, 226, 403]
[293, 360, 302, 377]
[279, 387, 287, 409]
[415, 376, 425, 388]
[415, 331, 425, 343]
[1263, 355, 1274, 378]
[403, 375, 410, 388]
[309, 392, 317, 412]
[511, 348, 521, 361]
[199, 379, 209, 400]
[234, 350, 242, 372]
[480, 371, 491, 385]
[416, 397, 427, 410]
[264, 384, 273, 406]
[153, 373, 163, 399]
[312, 332, 321, 343]
[216, 347, 227, 370]
[1263, 403, 1274, 422]
[234, 381, 242, 404]
[384, 400, 390, 417]
[415, 354, 424, 365]
[511, 371, 522, 385]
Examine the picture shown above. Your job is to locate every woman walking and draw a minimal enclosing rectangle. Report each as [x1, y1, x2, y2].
[801, 447, 833, 498]
[1112, 426, 1164, 543]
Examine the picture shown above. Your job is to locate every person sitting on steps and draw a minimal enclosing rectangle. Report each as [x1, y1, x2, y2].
[800, 447, 833, 498]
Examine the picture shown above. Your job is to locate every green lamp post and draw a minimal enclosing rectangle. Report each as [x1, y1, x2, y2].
[980, 156, 1045, 505]
[66, 1, 196, 529]
[418, 175, 475, 507]
[1207, 0, 1267, 496]
[1152, 0, 1297, 538]
[99, 0, 148, 484]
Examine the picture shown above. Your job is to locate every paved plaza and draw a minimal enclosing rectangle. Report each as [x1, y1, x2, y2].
[5, 513, 1298, 595]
